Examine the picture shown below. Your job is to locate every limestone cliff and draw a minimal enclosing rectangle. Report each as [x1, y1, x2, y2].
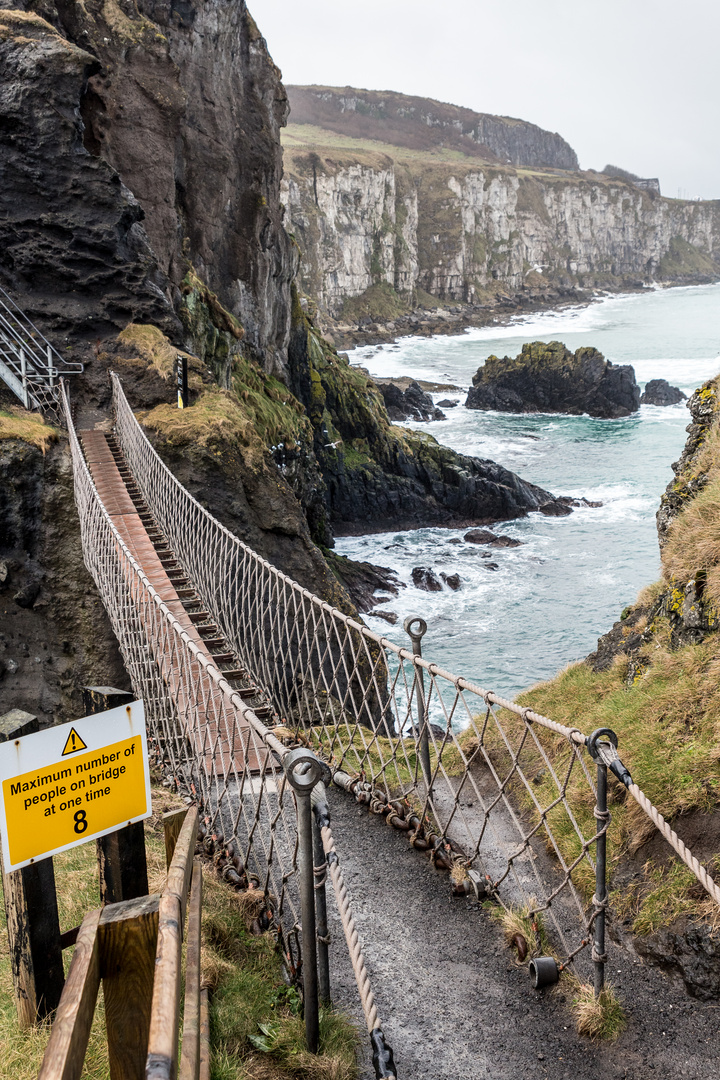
[281, 96, 720, 322]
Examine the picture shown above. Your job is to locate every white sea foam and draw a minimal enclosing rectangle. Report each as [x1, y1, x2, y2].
[338, 284, 720, 698]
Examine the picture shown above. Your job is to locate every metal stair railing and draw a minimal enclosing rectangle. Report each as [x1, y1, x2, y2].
[0, 285, 83, 415]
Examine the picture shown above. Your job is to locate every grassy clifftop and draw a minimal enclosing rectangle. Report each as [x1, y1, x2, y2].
[515, 378, 720, 950]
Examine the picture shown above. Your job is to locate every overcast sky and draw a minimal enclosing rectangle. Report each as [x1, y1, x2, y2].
[254, 0, 719, 200]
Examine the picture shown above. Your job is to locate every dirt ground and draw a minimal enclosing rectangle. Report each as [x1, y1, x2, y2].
[324, 788, 719, 1080]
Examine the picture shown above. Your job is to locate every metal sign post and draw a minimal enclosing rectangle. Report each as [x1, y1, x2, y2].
[176, 353, 188, 409]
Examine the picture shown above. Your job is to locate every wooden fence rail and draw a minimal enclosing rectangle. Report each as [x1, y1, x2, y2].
[37, 806, 207, 1080]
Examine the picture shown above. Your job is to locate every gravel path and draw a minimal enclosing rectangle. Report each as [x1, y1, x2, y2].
[324, 787, 719, 1080]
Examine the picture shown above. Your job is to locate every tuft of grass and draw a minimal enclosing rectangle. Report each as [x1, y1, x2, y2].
[569, 980, 627, 1041]
[203, 873, 358, 1079]
[118, 323, 199, 384]
[663, 468, 720, 612]
[486, 902, 549, 964]
[0, 406, 58, 454]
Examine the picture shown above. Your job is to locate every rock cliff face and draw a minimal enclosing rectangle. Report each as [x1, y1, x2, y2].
[0, 432, 128, 721]
[287, 86, 579, 170]
[0, 0, 293, 374]
[466, 341, 641, 419]
[285, 301, 570, 534]
[282, 121, 720, 318]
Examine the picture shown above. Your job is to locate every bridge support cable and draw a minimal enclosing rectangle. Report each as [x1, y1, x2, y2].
[61, 381, 394, 1065]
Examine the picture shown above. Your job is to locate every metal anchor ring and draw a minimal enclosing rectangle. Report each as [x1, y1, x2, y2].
[283, 747, 325, 793]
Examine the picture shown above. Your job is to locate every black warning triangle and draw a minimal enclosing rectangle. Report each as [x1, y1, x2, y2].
[61, 727, 88, 756]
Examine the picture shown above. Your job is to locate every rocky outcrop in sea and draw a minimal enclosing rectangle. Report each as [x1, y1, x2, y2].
[377, 380, 445, 422]
[641, 379, 687, 406]
[465, 341, 641, 419]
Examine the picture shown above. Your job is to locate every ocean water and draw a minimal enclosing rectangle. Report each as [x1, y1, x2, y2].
[335, 283, 720, 700]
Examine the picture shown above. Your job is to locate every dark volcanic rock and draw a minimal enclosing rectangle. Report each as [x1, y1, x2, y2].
[657, 380, 718, 545]
[436, 399, 458, 408]
[411, 567, 442, 591]
[378, 381, 445, 421]
[465, 341, 641, 419]
[640, 379, 687, 406]
[372, 610, 398, 624]
[0, 10, 175, 339]
[323, 551, 403, 613]
[288, 313, 572, 535]
[464, 529, 523, 547]
[0, 2, 294, 373]
[440, 572, 461, 590]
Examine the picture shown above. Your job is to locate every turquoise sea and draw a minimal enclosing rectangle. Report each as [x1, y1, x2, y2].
[336, 283, 720, 699]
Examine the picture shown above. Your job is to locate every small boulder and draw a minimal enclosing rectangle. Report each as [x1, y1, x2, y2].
[483, 562, 500, 571]
[441, 572, 461, 590]
[13, 580, 40, 608]
[436, 399, 459, 408]
[378, 380, 446, 422]
[372, 610, 399, 624]
[463, 529, 523, 547]
[640, 379, 687, 406]
[411, 567, 443, 591]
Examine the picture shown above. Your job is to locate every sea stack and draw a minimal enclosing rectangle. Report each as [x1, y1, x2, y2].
[465, 341, 641, 419]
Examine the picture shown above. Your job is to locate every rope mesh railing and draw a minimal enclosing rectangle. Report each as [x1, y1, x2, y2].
[63, 381, 397, 1070]
[108, 371, 720, 982]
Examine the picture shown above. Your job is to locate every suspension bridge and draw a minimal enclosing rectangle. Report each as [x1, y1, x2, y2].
[2, 294, 720, 1078]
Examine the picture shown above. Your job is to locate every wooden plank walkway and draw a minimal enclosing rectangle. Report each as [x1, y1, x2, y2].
[80, 430, 264, 774]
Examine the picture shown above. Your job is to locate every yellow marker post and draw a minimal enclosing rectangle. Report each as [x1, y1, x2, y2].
[0, 700, 151, 873]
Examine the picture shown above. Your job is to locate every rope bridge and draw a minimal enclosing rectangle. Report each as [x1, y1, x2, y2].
[63, 370, 720, 1032]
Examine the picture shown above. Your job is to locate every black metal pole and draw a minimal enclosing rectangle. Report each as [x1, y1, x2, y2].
[284, 749, 324, 1054]
[176, 353, 188, 409]
[593, 760, 608, 998]
[298, 788, 319, 1052]
[404, 616, 431, 794]
[312, 804, 331, 1007]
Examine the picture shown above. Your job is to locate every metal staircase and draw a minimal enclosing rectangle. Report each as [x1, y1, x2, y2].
[0, 285, 83, 416]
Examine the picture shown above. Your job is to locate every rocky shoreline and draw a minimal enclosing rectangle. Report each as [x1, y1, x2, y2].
[320, 278, 720, 354]
[324, 283, 599, 351]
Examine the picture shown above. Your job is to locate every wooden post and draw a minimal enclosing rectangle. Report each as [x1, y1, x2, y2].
[178, 862, 202, 1080]
[82, 687, 149, 903]
[147, 808, 198, 1080]
[0, 708, 65, 1027]
[99, 894, 160, 1080]
[199, 989, 210, 1080]
[163, 808, 188, 868]
[37, 908, 102, 1080]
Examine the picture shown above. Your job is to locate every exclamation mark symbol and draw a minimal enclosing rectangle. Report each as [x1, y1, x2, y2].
[62, 727, 88, 756]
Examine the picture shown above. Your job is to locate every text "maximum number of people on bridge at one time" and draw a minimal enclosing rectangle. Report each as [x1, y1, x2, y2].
[0, 700, 151, 872]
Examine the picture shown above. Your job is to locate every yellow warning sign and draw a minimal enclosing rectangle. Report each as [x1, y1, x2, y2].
[61, 727, 87, 756]
[0, 701, 150, 872]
